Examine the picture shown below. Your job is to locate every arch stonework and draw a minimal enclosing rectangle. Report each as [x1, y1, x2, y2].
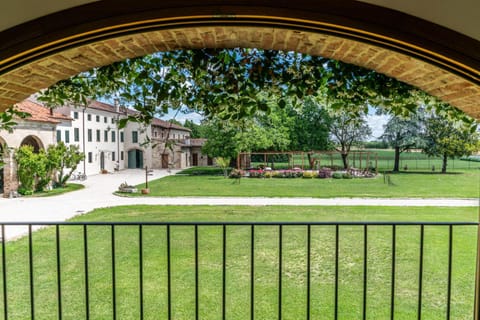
[20, 135, 44, 153]
[0, 1, 478, 118]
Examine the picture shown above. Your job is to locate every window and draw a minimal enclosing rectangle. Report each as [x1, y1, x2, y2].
[104, 130, 108, 142]
[154, 131, 157, 137]
[88, 152, 92, 163]
[104, 116, 107, 123]
[87, 114, 91, 121]
[96, 130, 100, 142]
[120, 151, 124, 161]
[73, 111, 79, 119]
[120, 132, 124, 142]
[74, 128, 80, 142]
[56, 130, 61, 142]
[111, 131, 116, 142]
[132, 131, 138, 143]
[112, 152, 116, 161]
[96, 115, 100, 122]
[111, 118, 115, 124]
[87, 129, 92, 142]
[65, 130, 70, 143]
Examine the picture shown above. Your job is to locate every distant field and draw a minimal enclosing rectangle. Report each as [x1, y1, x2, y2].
[247, 150, 480, 171]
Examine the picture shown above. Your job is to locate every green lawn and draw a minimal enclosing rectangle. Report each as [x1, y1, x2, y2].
[28, 183, 84, 197]
[2, 206, 477, 319]
[248, 150, 480, 171]
[125, 170, 480, 198]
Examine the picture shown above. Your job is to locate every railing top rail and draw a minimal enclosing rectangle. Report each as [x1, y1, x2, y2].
[0, 221, 477, 226]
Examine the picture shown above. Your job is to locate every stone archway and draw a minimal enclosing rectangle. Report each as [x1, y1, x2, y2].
[0, 1, 478, 118]
[20, 135, 44, 153]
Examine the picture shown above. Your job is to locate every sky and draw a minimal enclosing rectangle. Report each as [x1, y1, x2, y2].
[161, 108, 389, 141]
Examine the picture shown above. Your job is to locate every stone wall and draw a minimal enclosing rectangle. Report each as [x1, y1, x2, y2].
[2, 151, 18, 198]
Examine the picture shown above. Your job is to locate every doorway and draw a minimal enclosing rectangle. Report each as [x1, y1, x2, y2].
[162, 154, 169, 169]
[192, 153, 198, 166]
[128, 149, 144, 169]
[100, 152, 105, 171]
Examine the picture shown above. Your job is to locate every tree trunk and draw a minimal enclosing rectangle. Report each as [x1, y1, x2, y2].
[393, 146, 400, 172]
[442, 153, 448, 173]
[307, 153, 315, 169]
[341, 153, 349, 169]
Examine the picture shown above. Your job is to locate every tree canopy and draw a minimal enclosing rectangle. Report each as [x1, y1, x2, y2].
[37, 48, 449, 125]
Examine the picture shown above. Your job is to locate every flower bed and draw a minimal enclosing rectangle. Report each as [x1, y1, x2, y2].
[230, 167, 376, 179]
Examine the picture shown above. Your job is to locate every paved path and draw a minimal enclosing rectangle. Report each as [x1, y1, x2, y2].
[0, 169, 478, 239]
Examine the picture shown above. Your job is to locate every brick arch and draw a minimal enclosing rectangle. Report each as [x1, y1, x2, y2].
[20, 135, 44, 153]
[0, 1, 478, 118]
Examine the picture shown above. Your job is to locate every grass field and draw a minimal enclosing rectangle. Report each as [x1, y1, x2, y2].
[126, 169, 480, 198]
[247, 150, 480, 171]
[28, 183, 84, 197]
[1, 206, 477, 319]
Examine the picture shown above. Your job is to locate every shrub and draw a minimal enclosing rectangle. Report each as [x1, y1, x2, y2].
[302, 171, 317, 178]
[248, 169, 265, 178]
[264, 171, 274, 178]
[318, 168, 333, 179]
[332, 172, 343, 179]
[342, 173, 353, 179]
[229, 169, 244, 179]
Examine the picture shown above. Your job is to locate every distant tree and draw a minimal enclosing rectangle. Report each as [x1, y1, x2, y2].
[202, 104, 291, 162]
[183, 119, 205, 138]
[47, 142, 84, 187]
[423, 113, 479, 173]
[381, 115, 424, 172]
[329, 111, 372, 169]
[289, 97, 333, 168]
[215, 157, 231, 178]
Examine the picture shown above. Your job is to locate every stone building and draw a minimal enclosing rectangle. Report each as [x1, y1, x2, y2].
[0, 99, 71, 196]
[1, 98, 211, 196]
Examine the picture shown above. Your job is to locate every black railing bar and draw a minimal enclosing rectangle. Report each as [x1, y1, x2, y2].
[391, 225, 396, 320]
[0, 221, 476, 226]
[251, 225, 255, 320]
[222, 225, 226, 320]
[363, 225, 368, 320]
[306, 225, 311, 320]
[335, 225, 339, 320]
[28, 224, 34, 320]
[2, 224, 8, 320]
[55, 225, 62, 320]
[195, 225, 199, 320]
[139, 225, 144, 320]
[167, 225, 172, 320]
[446, 225, 453, 320]
[83, 225, 90, 320]
[418, 225, 424, 320]
[111, 225, 117, 320]
[278, 225, 283, 320]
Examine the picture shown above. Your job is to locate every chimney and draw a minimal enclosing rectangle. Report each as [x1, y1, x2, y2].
[114, 98, 119, 113]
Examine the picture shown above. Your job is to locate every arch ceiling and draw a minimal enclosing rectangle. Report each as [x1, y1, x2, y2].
[0, 1, 478, 118]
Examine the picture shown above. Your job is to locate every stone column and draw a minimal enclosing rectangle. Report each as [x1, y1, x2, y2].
[2, 150, 18, 198]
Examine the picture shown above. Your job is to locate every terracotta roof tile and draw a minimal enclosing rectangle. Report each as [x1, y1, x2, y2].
[151, 118, 191, 132]
[15, 100, 71, 124]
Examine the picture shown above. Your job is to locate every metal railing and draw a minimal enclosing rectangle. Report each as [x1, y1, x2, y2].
[0, 221, 478, 319]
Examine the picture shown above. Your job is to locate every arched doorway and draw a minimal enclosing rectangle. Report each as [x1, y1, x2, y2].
[128, 149, 144, 169]
[20, 135, 43, 153]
